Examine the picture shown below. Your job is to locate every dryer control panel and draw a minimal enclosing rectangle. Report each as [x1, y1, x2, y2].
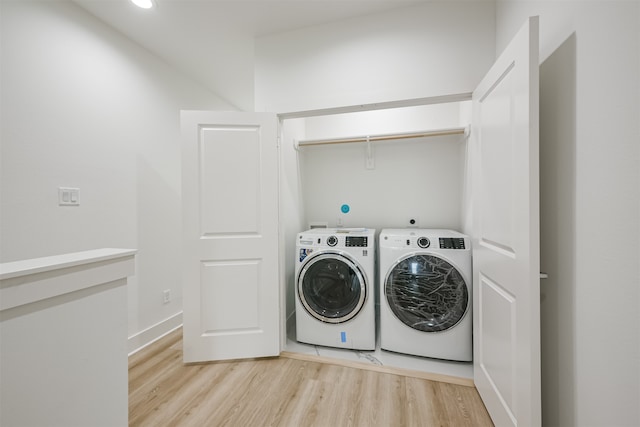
[379, 229, 470, 251]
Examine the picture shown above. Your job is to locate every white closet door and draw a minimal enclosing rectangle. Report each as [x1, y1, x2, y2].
[181, 111, 280, 363]
[472, 16, 541, 426]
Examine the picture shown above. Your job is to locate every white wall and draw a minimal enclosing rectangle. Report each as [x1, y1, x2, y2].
[298, 103, 468, 232]
[0, 1, 234, 348]
[495, 3, 640, 426]
[255, 2, 495, 112]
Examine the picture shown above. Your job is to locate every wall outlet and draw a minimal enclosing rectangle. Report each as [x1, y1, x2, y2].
[407, 216, 420, 228]
[162, 289, 171, 304]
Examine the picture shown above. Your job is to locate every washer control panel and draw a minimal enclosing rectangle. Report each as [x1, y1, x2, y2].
[439, 237, 466, 250]
[297, 228, 375, 251]
[346, 236, 368, 247]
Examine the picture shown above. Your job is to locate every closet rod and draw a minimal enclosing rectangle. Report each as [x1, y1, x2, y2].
[296, 126, 468, 148]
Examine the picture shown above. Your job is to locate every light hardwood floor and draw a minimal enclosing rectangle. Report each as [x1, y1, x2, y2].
[129, 328, 493, 426]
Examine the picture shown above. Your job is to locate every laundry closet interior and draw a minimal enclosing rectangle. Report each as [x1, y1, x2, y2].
[279, 95, 474, 381]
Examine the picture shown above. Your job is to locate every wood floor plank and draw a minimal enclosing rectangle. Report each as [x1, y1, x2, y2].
[405, 376, 449, 426]
[435, 381, 495, 427]
[129, 329, 493, 426]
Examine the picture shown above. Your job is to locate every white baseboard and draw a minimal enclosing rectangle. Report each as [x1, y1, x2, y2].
[128, 311, 183, 356]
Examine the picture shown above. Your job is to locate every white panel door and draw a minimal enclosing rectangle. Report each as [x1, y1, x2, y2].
[472, 17, 540, 426]
[181, 111, 279, 363]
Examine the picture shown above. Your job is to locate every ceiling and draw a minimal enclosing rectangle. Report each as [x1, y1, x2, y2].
[73, 0, 425, 108]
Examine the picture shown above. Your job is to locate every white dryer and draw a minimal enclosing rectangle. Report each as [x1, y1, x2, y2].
[379, 229, 472, 361]
[295, 228, 376, 350]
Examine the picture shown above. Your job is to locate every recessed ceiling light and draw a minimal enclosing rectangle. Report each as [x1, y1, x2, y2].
[131, 0, 153, 9]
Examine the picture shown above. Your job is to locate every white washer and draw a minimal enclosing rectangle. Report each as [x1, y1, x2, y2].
[295, 228, 376, 350]
[379, 229, 472, 361]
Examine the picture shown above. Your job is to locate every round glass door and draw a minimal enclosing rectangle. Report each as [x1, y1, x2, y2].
[385, 254, 468, 332]
[298, 253, 366, 324]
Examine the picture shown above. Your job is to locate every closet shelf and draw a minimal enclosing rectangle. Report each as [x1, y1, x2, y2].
[295, 126, 469, 149]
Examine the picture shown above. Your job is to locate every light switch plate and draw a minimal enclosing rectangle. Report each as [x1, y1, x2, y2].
[58, 187, 80, 206]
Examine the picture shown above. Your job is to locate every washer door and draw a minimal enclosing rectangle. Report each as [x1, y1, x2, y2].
[385, 254, 468, 332]
[298, 252, 367, 324]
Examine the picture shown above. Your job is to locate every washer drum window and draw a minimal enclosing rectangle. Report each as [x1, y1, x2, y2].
[298, 253, 367, 324]
[385, 254, 468, 332]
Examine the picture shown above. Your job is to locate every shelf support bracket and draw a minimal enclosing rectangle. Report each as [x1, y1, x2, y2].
[365, 136, 375, 169]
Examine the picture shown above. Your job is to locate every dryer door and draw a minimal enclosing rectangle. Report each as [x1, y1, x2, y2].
[385, 254, 468, 332]
[298, 252, 366, 324]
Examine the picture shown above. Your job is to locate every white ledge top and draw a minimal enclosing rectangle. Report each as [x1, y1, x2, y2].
[0, 248, 137, 281]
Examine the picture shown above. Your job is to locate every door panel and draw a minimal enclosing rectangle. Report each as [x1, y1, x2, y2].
[472, 17, 540, 426]
[199, 126, 261, 235]
[182, 111, 279, 363]
[478, 71, 516, 252]
[479, 274, 516, 410]
[200, 260, 260, 332]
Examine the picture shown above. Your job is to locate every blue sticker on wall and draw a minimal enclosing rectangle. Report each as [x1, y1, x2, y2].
[341, 204, 350, 214]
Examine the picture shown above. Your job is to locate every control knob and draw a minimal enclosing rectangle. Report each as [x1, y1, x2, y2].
[417, 237, 430, 248]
